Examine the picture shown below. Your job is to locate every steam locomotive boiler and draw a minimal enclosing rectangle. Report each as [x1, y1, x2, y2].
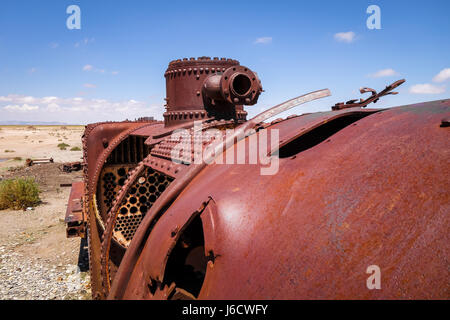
[65, 56, 449, 300]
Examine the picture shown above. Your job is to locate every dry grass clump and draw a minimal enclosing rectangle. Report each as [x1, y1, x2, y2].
[57, 143, 70, 150]
[0, 177, 41, 210]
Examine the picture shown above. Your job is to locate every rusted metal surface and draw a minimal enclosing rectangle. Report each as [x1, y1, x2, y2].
[163, 57, 262, 127]
[60, 161, 83, 173]
[66, 55, 449, 300]
[71, 115, 173, 299]
[79, 120, 161, 298]
[332, 79, 405, 110]
[267, 107, 379, 155]
[26, 158, 54, 166]
[65, 181, 85, 238]
[103, 89, 331, 298]
[60, 183, 73, 187]
[202, 64, 262, 107]
[110, 99, 449, 299]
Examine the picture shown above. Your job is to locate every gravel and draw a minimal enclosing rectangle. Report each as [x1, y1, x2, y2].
[0, 244, 91, 300]
[0, 161, 90, 300]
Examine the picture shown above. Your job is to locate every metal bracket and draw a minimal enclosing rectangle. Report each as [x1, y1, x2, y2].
[332, 79, 405, 110]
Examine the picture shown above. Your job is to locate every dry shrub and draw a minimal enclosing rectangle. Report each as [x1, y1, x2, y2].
[0, 177, 41, 210]
[57, 143, 70, 150]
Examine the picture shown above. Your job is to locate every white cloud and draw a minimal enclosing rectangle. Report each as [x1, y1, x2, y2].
[83, 83, 97, 88]
[254, 37, 272, 44]
[334, 31, 356, 43]
[22, 96, 36, 103]
[29, 67, 37, 74]
[49, 42, 59, 49]
[368, 68, 399, 78]
[0, 95, 38, 104]
[46, 103, 61, 112]
[4, 104, 39, 112]
[84, 37, 95, 45]
[432, 68, 450, 83]
[0, 94, 163, 124]
[83, 64, 116, 75]
[0, 96, 12, 102]
[409, 83, 445, 94]
[75, 37, 95, 48]
[42, 96, 58, 103]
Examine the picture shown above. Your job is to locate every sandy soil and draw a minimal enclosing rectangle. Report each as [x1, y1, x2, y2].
[0, 126, 84, 173]
[0, 126, 91, 299]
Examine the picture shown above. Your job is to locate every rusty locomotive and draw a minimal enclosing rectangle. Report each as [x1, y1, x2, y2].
[65, 56, 449, 299]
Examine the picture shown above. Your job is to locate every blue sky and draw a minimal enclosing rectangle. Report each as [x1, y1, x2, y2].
[0, 0, 449, 124]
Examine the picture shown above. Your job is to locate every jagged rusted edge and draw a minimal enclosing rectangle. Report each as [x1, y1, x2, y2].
[82, 121, 160, 299]
[99, 118, 241, 297]
[82, 122, 110, 299]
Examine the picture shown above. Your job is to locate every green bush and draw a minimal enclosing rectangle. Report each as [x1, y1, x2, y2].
[57, 143, 70, 150]
[0, 177, 41, 210]
[70, 146, 81, 151]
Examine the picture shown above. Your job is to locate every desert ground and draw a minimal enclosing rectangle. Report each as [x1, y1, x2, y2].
[0, 125, 84, 168]
[0, 125, 91, 299]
